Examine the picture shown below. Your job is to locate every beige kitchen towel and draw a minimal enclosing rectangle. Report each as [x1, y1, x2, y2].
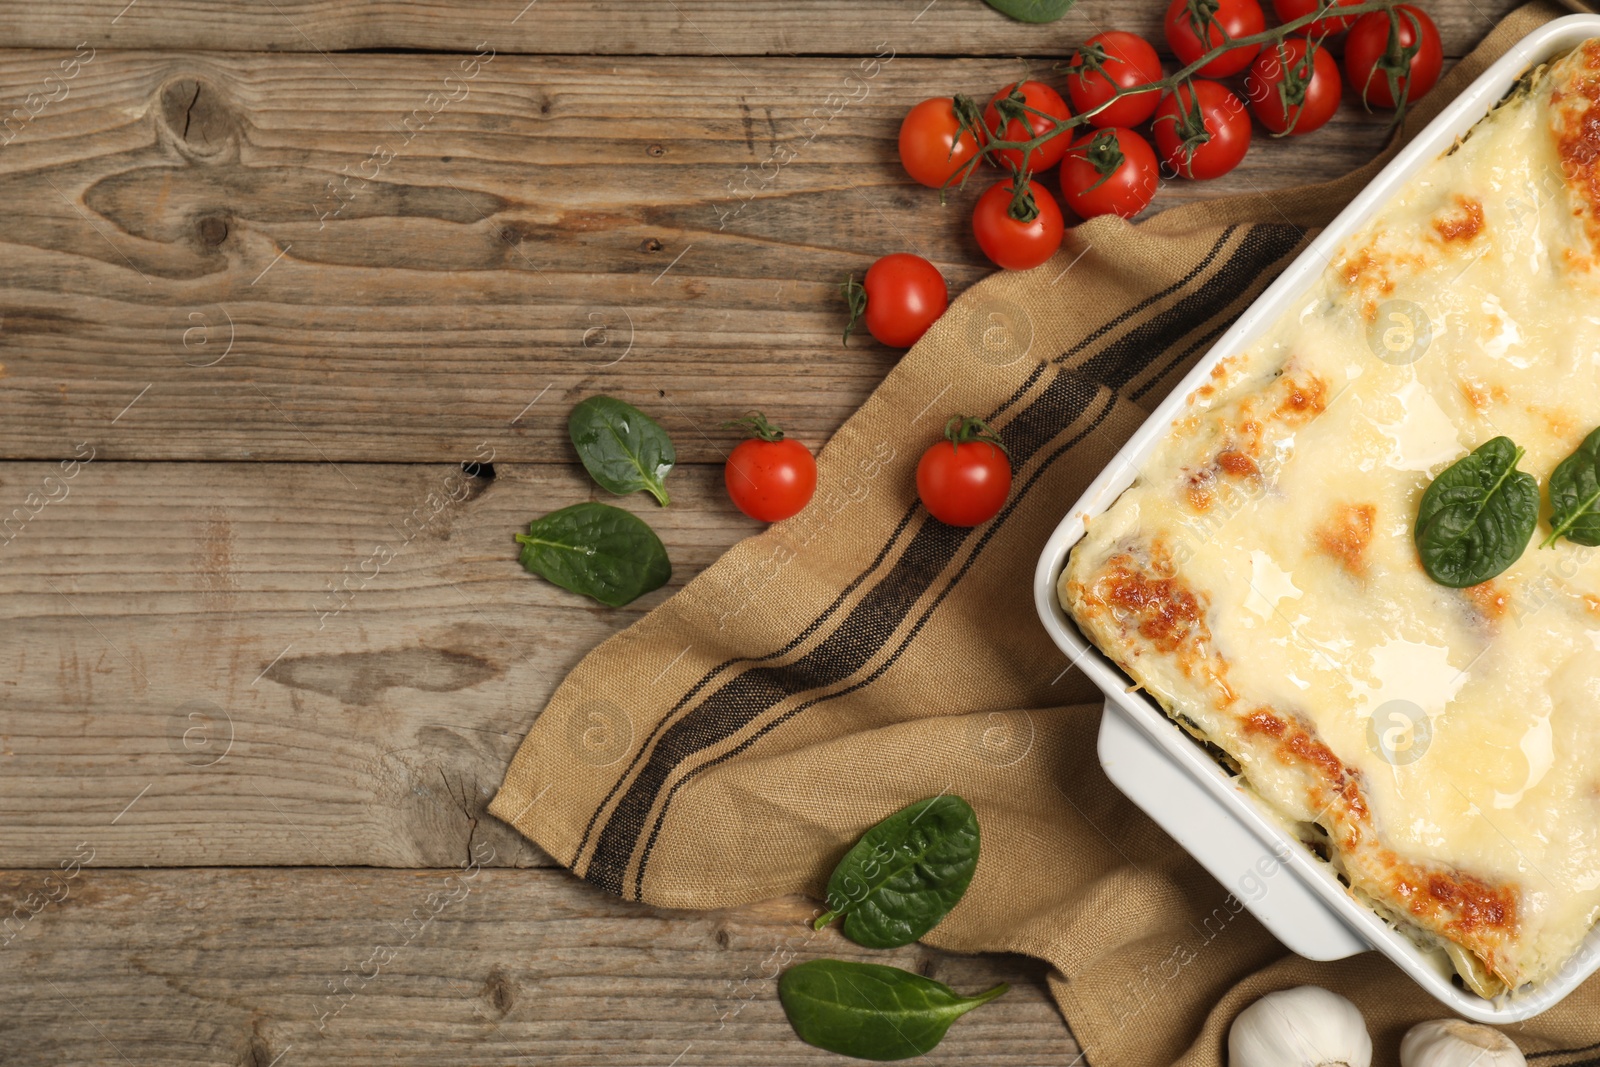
[492, 4, 1600, 1062]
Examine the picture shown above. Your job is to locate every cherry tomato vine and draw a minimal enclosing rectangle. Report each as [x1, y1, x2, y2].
[936, 0, 1437, 215]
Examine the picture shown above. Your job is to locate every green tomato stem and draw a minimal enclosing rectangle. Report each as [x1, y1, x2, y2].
[725, 411, 787, 442]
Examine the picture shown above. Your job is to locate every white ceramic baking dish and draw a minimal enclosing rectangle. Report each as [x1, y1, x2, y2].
[1033, 13, 1600, 1022]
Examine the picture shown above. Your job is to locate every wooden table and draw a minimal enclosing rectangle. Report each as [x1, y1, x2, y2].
[0, 2, 1520, 1063]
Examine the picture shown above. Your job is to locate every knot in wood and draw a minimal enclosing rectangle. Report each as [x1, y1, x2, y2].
[196, 215, 229, 247]
[158, 78, 240, 161]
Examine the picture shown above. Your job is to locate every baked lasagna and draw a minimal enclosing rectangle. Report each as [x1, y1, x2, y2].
[1061, 40, 1600, 997]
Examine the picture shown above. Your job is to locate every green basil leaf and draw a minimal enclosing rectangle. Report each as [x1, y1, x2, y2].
[982, 0, 1075, 22]
[813, 795, 979, 949]
[569, 395, 676, 506]
[515, 502, 670, 607]
[778, 959, 1007, 1062]
[1543, 426, 1600, 548]
[1414, 436, 1538, 587]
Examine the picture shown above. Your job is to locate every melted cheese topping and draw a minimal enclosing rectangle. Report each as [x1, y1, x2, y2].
[1062, 41, 1600, 995]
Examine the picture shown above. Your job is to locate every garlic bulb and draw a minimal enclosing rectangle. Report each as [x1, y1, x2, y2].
[1228, 985, 1372, 1067]
[1400, 1020, 1525, 1067]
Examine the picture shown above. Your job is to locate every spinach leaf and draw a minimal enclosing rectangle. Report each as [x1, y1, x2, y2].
[778, 959, 1007, 1061]
[569, 395, 676, 506]
[515, 502, 670, 607]
[1543, 426, 1600, 548]
[1414, 436, 1538, 587]
[813, 795, 979, 949]
[982, 0, 1075, 21]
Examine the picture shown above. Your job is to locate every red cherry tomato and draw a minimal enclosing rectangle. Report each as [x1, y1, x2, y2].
[917, 416, 1013, 527]
[982, 81, 1072, 175]
[1059, 128, 1159, 220]
[898, 97, 984, 188]
[972, 180, 1065, 271]
[1244, 37, 1342, 135]
[1344, 5, 1443, 109]
[1164, 0, 1266, 78]
[1271, 0, 1363, 36]
[1153, 80, 1252, 180]
[845, 253, 948, 348]
[1065, 31, 1164, 129]
[724, 414, 817, 523]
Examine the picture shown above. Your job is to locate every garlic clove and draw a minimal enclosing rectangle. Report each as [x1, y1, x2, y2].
[1399, 1019, 1525, 1067]
[1228, 985, 1373, 1067]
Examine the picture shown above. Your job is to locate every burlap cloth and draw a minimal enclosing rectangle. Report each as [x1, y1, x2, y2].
[492, 4, 1600, 1062]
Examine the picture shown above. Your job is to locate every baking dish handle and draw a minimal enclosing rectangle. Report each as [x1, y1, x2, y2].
[1097, 701, 1370, 962]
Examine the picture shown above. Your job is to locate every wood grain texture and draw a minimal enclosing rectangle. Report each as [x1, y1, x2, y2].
[0, 48, 1414, 463]
[0, 867, 1072, 1066]
[4, 0, 1521, 57]
[0, 459, 782, 869]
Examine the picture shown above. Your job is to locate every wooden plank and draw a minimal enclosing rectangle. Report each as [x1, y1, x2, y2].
[0, 49, 1408, 463]
[0, 867, 1072, 1066]
[4, 0, 1521, 57]
[0, 459, 768, 869]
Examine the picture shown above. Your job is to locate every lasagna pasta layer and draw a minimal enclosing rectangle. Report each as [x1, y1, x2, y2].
[1062, 40, 1600, 996]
